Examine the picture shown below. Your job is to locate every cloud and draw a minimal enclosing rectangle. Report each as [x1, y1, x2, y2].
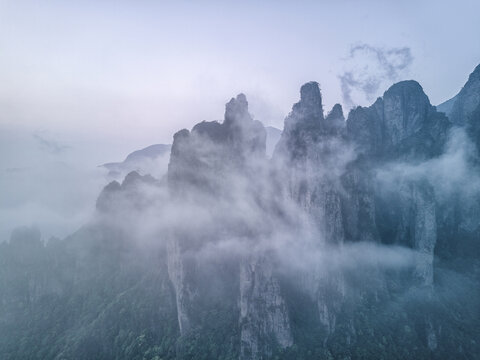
[376, 128, 480, 198]
[33, 131, 71, 154]
[339, 43, 413, 108]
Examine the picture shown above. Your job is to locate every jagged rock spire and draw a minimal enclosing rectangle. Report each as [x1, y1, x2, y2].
[381, 80, 431, 147]
[225, 93, 252, 125]
[325, 103, 345, 131]
[347, 79, 450, 159]
[292, 81, 324, 121]
[326, 103, 344, 122]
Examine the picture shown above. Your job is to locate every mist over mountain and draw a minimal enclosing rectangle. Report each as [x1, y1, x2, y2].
[265, 126, 282, 157]
[101, 144, 172, 181]
[100, 126, 283, 181]
[1, 64, 480, 360]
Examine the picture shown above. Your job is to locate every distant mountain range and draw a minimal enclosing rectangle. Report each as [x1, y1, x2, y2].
[101, 143, 171, 180]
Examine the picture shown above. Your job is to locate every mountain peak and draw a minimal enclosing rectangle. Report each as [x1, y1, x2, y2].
[326, 103, 344, 122]
[225, 93, 251, 125]
[382, 80, 431, 130]
[300, 81, 321, 103]
[384, 80, 428, 101]
[293, 81, 324, 120]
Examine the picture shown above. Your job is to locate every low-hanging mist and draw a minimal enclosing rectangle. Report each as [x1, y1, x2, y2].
[1, 64, 480, 360]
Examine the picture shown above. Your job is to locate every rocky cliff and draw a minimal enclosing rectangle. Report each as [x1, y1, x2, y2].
[166, 94, 292, 359]
[343, 81, 451, 286]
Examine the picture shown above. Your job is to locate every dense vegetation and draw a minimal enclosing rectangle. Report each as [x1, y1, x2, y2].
[1, 225, 478, 359]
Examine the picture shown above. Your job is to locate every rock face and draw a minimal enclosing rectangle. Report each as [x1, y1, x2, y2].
[325, 103, 345, 133]
[273, 83, 353, 337]
[273, 82, 348, 244]
[410, 182, 437, 285]
[380, 81, 431, 150]
[437, 64, 480, 158]
[343, 81, 451, 285]
[434, 65, 480, 263]
[449, 64, 480, 126]
[166, 237, 192, 334]
[167, 94, 292, 359]
[269, 79, 452, 338]
[239, 255, 293, 360]
[347, 80, 451, 160]
[451, 64, 480, 159]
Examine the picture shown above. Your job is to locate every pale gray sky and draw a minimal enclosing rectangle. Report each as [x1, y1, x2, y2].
[1, 0, 479, 159]
[0, 0, 479, 241]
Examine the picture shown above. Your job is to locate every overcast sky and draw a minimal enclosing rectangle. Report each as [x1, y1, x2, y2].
[1, 0, 480, 160]
[0, 0, 479, 241]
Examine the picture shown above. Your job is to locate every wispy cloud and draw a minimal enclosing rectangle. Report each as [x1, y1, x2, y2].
[33, 132, 70, 154]
[339, 44, 414, 108]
